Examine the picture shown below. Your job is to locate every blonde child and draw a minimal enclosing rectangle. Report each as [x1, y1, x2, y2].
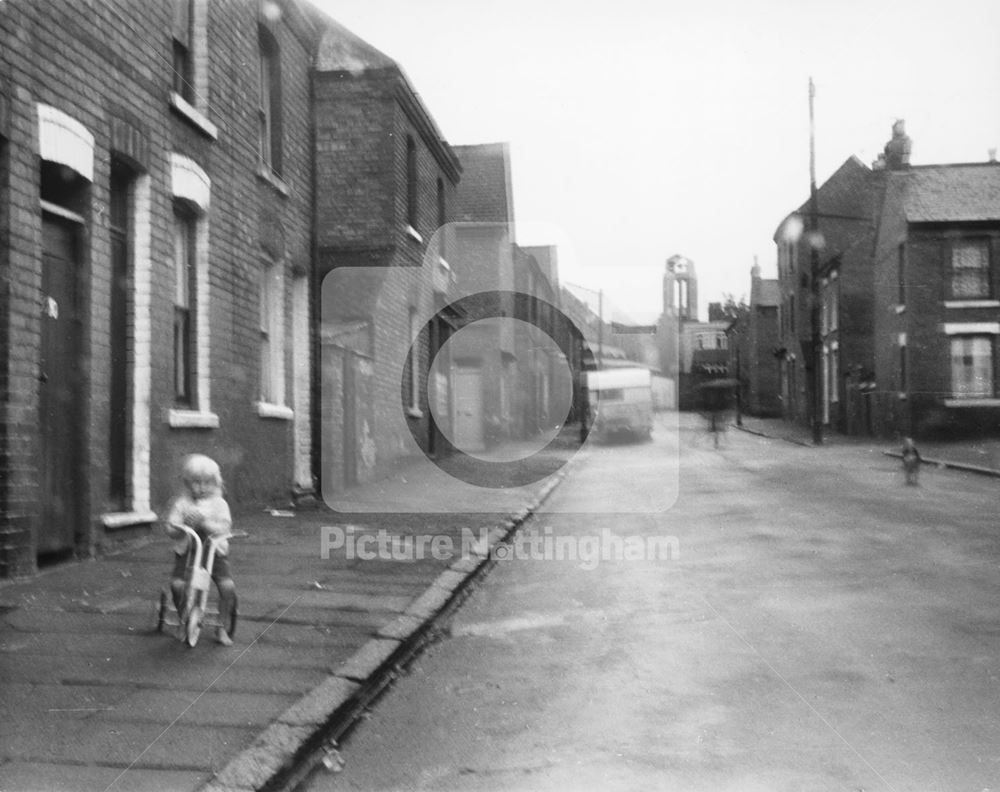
[164, 454, 236, 645]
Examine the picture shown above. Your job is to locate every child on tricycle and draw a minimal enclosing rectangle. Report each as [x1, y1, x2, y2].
[160, 454, 237, 646]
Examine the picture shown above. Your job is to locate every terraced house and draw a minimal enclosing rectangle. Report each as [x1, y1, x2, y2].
[873, 157, 1000, 438]
[768, 121, 1000, 439]
[0, 0, 323, 577]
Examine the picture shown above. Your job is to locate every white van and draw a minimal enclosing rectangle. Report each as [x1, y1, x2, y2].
[586, 367, 654, 441]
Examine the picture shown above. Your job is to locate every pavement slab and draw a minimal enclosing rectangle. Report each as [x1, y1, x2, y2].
[0, 763, 208, 792]
[0, 433, 578, 792]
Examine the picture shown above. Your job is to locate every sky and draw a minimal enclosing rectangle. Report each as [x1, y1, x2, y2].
[313, 0, 1000, 324]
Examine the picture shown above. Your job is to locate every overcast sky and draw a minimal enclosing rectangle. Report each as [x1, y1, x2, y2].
[314, 0, 1000, 324]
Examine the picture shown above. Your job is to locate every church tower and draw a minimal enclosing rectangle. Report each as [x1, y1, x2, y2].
[664, 254, 698, 322]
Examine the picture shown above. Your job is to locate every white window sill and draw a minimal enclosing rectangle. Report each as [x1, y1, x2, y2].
[169, 93, 218, 140]
[256, 165, 290, 197]
[406, 407, 424, 419]
[943, 322, 1000, 335]
[167, 409, 219, 428]
[256, 401, 294, 420]
[406, 225, 423, 244]
[894, 304, 906, 314]
[943, 300, 1000, 309]
[944, 398, 1000, 408]
[101, 510, 158, 530]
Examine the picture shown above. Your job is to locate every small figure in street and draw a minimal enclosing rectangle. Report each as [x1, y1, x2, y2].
[164, 454, 236, 645]
[901, 437, 922, 486]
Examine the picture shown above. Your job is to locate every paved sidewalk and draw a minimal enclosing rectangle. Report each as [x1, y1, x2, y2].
[0, 437, 577, 792]
[735, 414, 1000, 476]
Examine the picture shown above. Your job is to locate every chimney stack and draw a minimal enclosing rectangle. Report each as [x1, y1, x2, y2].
[884, 120, 912, 170]
[989, 148, 997, 163]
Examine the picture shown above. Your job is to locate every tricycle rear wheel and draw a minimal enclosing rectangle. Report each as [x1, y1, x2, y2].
[156, 590, 168, 633]
[227, 593, 238, 639]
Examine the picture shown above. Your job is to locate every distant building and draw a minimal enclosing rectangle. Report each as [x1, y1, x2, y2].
[658, 256, 729, 409]
[728, 262, 781, 417]
[773, 153, 882, 433]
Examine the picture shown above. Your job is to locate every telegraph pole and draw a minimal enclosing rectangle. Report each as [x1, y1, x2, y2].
[596, 289, 603, 371]
[808, 77, 823, 445]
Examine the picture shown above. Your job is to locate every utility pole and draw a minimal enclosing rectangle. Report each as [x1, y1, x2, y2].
[808, 77, 823, 445]
[596, 289, 603, 371]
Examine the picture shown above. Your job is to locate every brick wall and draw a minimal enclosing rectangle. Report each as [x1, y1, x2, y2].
[315, 60, 460, 495]
[0, 0, 318, 576]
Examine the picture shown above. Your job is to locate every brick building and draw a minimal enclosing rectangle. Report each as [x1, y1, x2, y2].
[446, 144, 576, 448]
[728, 262, 781, 417]
[772, 154, 881, 433]
[315, 21, 463, 491]
[0, 0, 322, 577]
[873, 155, 1000, 438]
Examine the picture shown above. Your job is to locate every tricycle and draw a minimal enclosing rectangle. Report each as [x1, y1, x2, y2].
[155, 523, 237, 647]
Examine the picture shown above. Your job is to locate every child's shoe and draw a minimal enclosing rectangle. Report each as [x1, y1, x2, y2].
[216, 627, 233, 646]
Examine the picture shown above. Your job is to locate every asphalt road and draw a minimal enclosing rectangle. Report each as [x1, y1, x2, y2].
[301, 413, 1000, 792]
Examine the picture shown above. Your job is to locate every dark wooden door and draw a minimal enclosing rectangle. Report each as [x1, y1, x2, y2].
[39, 216, 82, 554]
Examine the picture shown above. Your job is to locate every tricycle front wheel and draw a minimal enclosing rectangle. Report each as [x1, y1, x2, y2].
[185, 606, 203, 648]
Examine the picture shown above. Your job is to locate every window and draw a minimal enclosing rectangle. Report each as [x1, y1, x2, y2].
[168, 154, 214, 427]
[109, 164, 131, 507]
[172, 0, 194, 102]
[829, 280, 838, 332]
[789, 294, 796, 334]
[437, 177, 446, 259]
[950, 240, 990, 299]
[897, 244, 906, 305]
[820, 279, 829, 335]
[173, 209, 196, 404]
[406, 307, 420, 411]
[259, 261, 283, 405]
[950, 336, 994, 398]
[830, 346, 839, 403]
[406, 136, 418, 230]
[258, 27, 282, 175]
[899, 343, 907, 393]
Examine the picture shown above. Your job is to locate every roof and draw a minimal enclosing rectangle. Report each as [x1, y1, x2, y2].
[774, 155, 878, 240]
[751, 278, 780, 307]
[315, 17, 461, 183]
[452, 143, 514, 224]
[897, 163, 1000, 222]
[315, 17, 396, 72]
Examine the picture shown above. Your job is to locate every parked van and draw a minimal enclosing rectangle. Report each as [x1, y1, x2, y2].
[586, 367, 654, 441]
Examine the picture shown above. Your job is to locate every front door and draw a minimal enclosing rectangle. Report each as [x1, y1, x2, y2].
[343, 353, 357, 486]
[453, 366, 483, 451]
[39, 216, 83, 554]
